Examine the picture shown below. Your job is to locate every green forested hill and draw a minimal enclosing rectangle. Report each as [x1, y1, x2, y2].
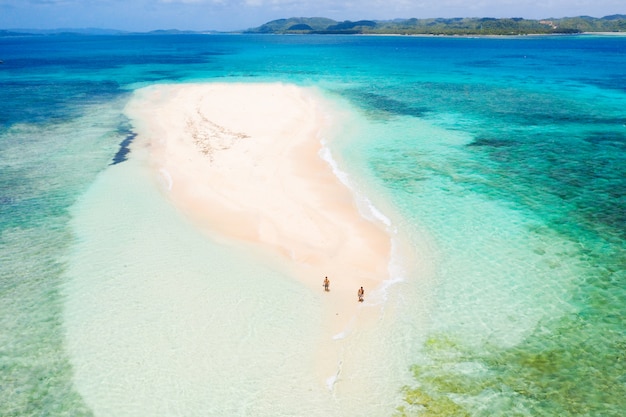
[245, 15, 626, 35]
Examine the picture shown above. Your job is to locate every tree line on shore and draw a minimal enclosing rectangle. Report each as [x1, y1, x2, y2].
[245, 15, 626, 35]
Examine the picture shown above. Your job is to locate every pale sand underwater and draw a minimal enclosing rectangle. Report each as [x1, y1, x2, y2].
[63, 83, 432, 416]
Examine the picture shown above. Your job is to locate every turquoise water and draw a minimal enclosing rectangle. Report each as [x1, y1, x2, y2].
[1, 34, 625, 416]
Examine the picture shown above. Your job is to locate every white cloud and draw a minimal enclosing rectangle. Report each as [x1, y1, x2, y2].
[159, 0, 214, 4]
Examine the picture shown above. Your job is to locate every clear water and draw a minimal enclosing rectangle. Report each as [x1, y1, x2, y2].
[1, 34, 624, 416]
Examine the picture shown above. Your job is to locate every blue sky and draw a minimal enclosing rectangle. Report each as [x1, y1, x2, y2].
[0, 0, 623, 31]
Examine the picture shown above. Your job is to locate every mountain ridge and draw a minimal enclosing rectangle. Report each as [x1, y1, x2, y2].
[245, 15, 626, 35]
[2, 15, 624, 37]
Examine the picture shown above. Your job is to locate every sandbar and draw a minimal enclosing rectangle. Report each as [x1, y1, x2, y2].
[125, 82, 392, 337]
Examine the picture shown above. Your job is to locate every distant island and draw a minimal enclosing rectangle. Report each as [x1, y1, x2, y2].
[245, 15, 626, 36]
[2, 15, 625, 37]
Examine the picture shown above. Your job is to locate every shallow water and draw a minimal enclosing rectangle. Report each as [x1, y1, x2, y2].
[63, 142, 426, 416]
[1, 33, 624, 416]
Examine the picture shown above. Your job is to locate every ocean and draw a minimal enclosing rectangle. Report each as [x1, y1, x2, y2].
[0, 33, 624, 416]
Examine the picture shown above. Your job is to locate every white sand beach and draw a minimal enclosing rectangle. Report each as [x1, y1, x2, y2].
[62, 82, 426, 416]
[125, 82, 393, 334]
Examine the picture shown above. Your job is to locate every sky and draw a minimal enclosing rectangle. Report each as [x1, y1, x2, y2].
[0, 0, 623, 32]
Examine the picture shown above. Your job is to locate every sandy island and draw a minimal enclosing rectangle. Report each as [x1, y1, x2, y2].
[125, 82, 392, 341]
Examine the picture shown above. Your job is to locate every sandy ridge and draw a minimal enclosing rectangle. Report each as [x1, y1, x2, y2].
[125, 82, 393, 340]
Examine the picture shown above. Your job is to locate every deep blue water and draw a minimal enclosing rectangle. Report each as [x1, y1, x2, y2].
[1, 33, 625, 416]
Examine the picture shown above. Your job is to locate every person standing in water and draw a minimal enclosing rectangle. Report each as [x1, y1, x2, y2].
[357, 286, 364, 302]
[323, 276, 330, 292]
